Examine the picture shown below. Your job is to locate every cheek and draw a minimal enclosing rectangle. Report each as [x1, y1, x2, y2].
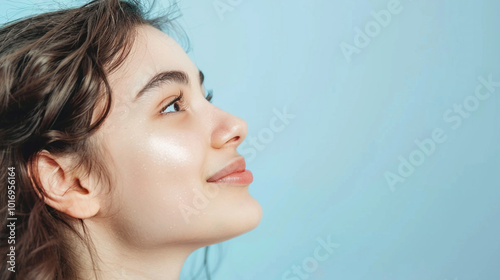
[103, 129, 207, 244]
[141, 133, 201, 176]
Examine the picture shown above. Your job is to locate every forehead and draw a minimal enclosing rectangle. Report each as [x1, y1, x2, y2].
[107, 24, 197, 100]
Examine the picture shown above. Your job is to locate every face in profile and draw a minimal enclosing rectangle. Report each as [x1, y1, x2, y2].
[89, 24, 262, 249]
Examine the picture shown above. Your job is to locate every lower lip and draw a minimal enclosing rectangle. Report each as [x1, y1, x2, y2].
[208, 170, 253, 185]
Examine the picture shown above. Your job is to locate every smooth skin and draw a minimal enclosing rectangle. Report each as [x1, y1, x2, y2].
[35, 24, 262, 279]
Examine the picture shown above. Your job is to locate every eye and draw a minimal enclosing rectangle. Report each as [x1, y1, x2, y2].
[160, 92, 184, 115]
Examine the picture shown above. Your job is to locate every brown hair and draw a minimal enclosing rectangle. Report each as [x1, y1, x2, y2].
[0, 1, 181, 279]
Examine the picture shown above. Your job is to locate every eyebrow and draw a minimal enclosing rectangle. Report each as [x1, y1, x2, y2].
[134, 70, 205, 101]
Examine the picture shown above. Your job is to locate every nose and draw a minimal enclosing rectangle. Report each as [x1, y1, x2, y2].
[210, 107, 248, 149]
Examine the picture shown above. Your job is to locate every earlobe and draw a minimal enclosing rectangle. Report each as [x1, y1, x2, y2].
[33, 151, 100, 219]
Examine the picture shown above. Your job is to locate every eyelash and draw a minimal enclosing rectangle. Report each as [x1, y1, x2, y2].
[160, 90, 214, 115]
[206, 89, 213, 102]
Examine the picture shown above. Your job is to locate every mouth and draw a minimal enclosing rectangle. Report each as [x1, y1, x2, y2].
[207, 157, 253, 185]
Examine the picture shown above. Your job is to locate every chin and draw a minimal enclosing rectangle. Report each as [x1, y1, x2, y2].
[230, 197, 263, 234]
[196, 197, 263, 246]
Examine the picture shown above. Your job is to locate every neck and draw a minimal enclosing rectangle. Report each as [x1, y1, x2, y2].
[94, 245, 193, 279]
[69, 221, 199, 280]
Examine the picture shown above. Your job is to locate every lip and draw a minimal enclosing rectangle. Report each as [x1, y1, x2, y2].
[207, 157, 253, 185]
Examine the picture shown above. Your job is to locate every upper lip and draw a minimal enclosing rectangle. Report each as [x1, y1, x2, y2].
[207, 157, 246, 182]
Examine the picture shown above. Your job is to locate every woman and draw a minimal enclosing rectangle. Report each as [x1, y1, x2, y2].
[0, 0, 262, 279]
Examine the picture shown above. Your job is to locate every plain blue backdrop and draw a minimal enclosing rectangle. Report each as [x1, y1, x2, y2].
[1, 0, 499, 279]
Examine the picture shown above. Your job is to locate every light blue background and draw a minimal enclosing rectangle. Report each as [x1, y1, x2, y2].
[1, 1, 499, 279]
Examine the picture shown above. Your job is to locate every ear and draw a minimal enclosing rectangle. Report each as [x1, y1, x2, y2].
[33, 150, 100, 219]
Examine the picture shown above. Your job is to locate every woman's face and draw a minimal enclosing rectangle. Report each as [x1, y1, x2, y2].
[92, 24, 262, 249]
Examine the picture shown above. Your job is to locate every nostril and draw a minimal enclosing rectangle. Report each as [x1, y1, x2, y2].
[229, 135, 240, 144]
